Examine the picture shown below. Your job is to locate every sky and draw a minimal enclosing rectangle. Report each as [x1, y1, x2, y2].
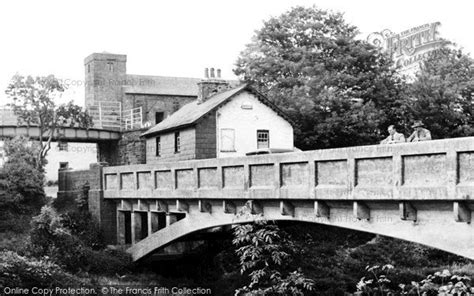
[0, 0, 473, 106]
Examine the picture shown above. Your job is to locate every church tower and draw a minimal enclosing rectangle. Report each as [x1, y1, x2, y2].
[84, 52, 127, 108]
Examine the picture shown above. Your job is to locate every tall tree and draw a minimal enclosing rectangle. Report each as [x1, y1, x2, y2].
[234, 6, 406, 150]
[5, 75, 93, 169]
[405, 48, 474, 139]
[1, 136, 46, 215]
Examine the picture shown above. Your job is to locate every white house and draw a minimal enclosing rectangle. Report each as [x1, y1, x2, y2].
[142, 80, 295, 164]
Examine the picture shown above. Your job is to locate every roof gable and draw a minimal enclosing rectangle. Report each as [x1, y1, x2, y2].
[142, 84, 292, 137]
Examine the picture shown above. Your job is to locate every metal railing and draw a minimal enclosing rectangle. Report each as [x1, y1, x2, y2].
[1, 102, 143, 131]
[122, 107, 143, 130]
[87, 101, 143, 131]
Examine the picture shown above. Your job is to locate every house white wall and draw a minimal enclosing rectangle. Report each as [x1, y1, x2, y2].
[216, 92, 293, 158]
[0, 141, 97, 181]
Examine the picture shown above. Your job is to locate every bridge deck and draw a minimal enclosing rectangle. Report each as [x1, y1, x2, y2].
[0, 125, 121, 142]
[103, 137, 474, 201]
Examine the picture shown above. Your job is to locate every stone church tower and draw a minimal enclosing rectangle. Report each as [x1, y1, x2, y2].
[84, 52, 127, 107]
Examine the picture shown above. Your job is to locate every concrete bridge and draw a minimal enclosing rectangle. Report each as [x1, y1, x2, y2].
[68, 137, 474, 261]
[0, 125, 121, 142]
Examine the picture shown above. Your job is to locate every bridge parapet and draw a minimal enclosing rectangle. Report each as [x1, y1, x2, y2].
[103, 137, 474, 202]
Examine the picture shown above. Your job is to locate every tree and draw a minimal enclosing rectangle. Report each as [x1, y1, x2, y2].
[1, 136, 46, 215]
[405, 48, 474, 139]
[233, 204, 314, 295]
[5, 74, 93, 169]
[234, 6, 406, 150]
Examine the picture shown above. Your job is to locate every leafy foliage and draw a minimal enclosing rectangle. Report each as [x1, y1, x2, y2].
[0, 136, 46, 217]
[5, 74, 93, 168]
[0, 250, 90, 289]
[233, 206, 314, 295]
[29, 206, 130, 274]
[357, 265, 472, 296]
[234, 5, 406, 150]
[404, 48, 474, 139]
[356, 264, 394, 295]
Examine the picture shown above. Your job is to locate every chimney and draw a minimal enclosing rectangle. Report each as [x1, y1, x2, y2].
[197, 66, 230, 104]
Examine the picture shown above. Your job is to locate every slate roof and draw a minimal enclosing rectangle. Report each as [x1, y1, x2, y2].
[123, 74, 201, 96]
[124, 74, 240, 97]
[142, 84, 293, 137]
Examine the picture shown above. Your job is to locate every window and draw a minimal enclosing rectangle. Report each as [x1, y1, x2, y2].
[220, 128, 235, 152]
[57, 141, 68, 151]
[155, 137, 161, 157]
[174, 132, 180, 153]
[155, 112, 164, 124]
[257, 130, 269, 149]
[107, 62, 114, 72]
[87, 64, 90, 73]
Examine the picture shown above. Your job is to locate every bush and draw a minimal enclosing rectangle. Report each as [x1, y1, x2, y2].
[0, 136, 47, 216]
[29, 206, 131, 274]
[0, 251, 89, 288]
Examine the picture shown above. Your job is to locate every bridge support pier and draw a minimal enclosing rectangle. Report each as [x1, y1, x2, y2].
[223, 200, 236, 214]
[148, 212, 159, 236]
[354, 201, 370, 221]
[199, 200, 212, 213]
[117, 211, 131, 245]
[97, 141, 119, 165]
[399, 202, 417, 221]
[280, 201, 295, 216]
[454, 202, 471, 223]
[315, 201, 330, 218]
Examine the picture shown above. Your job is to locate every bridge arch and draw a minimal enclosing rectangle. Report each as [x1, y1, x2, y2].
[126, 199, 474, 262]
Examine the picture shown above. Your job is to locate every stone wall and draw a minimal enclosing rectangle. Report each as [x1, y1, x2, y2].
[57, 163, 117, 244]
[146, 127, 197, 164]
[118, 129, 147, 165]
[84, 53, 127, 108]
[123, 94, 195, 124]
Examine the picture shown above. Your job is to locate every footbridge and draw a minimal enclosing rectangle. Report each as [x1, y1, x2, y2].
[99, 137, 474, 261]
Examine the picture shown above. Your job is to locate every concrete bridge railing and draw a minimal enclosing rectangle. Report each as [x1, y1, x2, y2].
[103, 137, 474, 204]
[100, 137, 474, 261]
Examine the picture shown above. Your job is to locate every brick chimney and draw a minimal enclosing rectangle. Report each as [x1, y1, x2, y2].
[197, 67, 230, 104]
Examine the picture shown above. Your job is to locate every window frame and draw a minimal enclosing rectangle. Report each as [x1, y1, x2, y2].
[220, 128, 236, 152]
[174, 132, 181, 153]
[155, 136, 161, 157]
[257, 129, 270, 149]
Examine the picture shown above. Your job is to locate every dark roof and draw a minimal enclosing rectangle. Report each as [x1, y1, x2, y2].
[124, 74, 240, 97]
[123, 74, 201, 96]
[142, 84, 293, 137]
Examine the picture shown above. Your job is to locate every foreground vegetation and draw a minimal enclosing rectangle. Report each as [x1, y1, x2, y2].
[2, 5, 474, 295]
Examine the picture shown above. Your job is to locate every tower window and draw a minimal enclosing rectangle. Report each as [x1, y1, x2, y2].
[257, 130, 269, 149]
[107, 62, 114, 72]
[155, 112, 164, 124]
[155, 137, 161, 157]
[174, 132, 180, 153]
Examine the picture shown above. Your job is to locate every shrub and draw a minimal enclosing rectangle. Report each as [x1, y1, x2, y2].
[0, 251, 89, 288]
[233, 204, 314, 295]
[29, 206, 131, 274]
[0, 136, 47, 216]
